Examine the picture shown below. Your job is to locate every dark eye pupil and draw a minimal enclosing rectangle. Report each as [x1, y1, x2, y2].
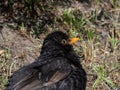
[62, 39, 66, 44]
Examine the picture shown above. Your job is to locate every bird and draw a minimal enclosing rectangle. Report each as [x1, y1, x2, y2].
[5, 31, 87, 90]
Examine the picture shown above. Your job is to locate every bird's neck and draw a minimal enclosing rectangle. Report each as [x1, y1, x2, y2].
[40, 40, 82, 69]
[41, 41, 65, 59]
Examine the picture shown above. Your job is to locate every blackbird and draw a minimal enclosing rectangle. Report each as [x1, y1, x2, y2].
[5, 31, 87, 90]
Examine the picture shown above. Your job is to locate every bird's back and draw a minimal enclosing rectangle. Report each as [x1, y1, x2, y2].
[40, 68, 86, 90]
[6, 56, 86, 90]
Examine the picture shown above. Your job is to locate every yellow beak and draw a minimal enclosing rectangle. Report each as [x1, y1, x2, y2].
[69, 38, 79, 44]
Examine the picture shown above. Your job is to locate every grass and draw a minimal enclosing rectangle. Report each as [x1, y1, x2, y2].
[92, 64, 119, 90]
[108, 30, 120, 53]
[62, 8, 88, 37]
[0, 49, 11, 89]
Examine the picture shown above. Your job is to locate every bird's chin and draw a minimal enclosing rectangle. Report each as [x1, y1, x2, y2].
[64, 44, 73, 52]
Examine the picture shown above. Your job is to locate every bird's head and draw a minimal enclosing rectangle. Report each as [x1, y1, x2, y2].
[40, 31, 81, 68]
[42, 31, 79, 53]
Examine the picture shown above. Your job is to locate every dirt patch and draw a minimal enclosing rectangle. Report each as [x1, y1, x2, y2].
[0, 26, 42, 73]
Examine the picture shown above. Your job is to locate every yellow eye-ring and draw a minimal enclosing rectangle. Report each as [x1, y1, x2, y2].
[61, 39, 67, 45]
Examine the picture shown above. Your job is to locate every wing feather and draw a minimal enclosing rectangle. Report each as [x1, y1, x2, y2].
[6, 67, 70, 90]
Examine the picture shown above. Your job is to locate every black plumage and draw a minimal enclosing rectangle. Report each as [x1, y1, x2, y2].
[5, 31, 87, 90]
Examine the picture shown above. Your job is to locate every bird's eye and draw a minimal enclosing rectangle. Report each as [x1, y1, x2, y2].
[61, 39, 67, 45]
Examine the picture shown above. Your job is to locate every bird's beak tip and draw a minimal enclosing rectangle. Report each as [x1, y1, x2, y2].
[69, 38, 79, 44]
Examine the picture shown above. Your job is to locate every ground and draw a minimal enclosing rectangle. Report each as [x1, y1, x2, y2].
[0, 0, 120, 90]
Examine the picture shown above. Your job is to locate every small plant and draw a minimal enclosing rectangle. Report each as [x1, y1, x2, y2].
[62, 8, 73, 26]
[0, 49, 11, 89]
[62, 9, 88, 37]
[81, 29, 98, 61]
[92, 64, 118, 90]
[108, 30, 120, 53]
